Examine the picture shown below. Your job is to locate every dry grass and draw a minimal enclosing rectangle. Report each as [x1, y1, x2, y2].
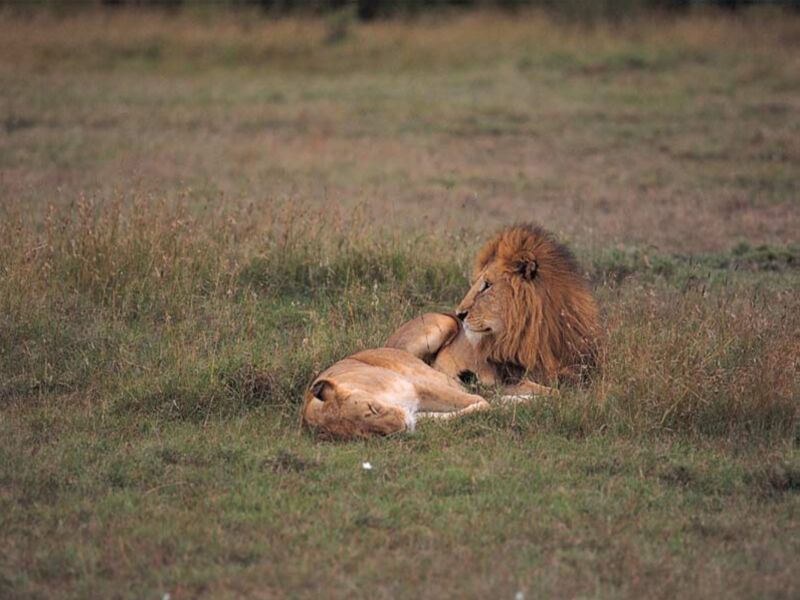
[2, 199, 796, 435]
[2, 8, 799, 250]
[1, 7, 799, 599]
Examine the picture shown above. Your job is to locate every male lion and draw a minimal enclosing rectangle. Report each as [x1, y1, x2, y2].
[302, 224, 599, 440]
[388, 223, 600, 387]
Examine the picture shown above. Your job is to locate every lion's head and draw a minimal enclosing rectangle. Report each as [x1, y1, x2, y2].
[456, 224, 599, 383]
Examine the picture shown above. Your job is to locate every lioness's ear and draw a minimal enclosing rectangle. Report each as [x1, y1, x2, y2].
[311, 379, 337, 402]
[515, 259, 538, 280]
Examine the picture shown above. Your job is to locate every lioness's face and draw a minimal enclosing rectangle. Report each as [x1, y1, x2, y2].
[456, 262, 511, 341]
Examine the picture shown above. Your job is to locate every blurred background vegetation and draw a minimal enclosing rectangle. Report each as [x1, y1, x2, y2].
[4, 0, 800, 21]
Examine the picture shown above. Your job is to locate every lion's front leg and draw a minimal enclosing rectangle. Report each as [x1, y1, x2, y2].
[495, 379, 558, 407]
[502, 379, 558, 396]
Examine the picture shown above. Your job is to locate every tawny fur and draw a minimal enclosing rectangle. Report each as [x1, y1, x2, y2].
[387, 224, 599, 386]
[463, 223, 600, 383]
[302, 348, 488, 440]
[384, 313, 460, 364]
[302, 224, 599, 440]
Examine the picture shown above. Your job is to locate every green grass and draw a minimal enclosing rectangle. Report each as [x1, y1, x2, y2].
[2, 410, 799, 598]
[1, 8, 799, 599]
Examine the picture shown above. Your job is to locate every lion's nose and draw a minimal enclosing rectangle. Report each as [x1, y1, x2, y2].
[456, 311, 468, 321]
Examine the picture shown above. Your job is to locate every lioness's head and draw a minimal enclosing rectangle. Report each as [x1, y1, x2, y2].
[456, 224, 599, 382]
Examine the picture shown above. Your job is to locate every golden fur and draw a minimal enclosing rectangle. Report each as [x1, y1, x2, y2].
[384, 312, 460, 364]
[301, 348, 489, 440]
[458, 223, 599, 383]
[387, 224, 599, 387]
[386, 312, 554, 396]
[303, 224, 598, 440]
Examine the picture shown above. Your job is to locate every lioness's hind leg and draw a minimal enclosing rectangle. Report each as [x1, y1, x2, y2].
[384, 313, 459, 363]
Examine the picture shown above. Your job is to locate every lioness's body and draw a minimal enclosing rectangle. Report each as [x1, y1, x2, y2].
[301, 348, 489, 440]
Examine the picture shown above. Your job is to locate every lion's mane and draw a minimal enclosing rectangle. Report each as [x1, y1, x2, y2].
[474, 224, 599, 382]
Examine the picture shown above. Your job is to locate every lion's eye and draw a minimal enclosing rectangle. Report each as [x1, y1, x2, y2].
[480, 280, 492, 293]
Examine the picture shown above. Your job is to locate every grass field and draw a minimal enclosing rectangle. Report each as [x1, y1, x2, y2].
[1, 7, 799, 599]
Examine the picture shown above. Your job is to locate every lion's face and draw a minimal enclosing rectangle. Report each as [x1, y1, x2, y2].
[456, 260, 530, 342]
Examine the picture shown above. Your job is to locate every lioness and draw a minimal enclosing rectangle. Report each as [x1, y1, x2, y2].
[301, 348, 490, 440]
[302, 224, 599, 440]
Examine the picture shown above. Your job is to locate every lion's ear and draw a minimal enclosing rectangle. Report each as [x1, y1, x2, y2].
[515, 259, 538, 281]
[311, 379, 337, 403]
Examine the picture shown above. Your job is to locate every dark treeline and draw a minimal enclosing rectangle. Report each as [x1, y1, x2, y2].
[228, 0, 786, 20]
[5, 0, 798, 20]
